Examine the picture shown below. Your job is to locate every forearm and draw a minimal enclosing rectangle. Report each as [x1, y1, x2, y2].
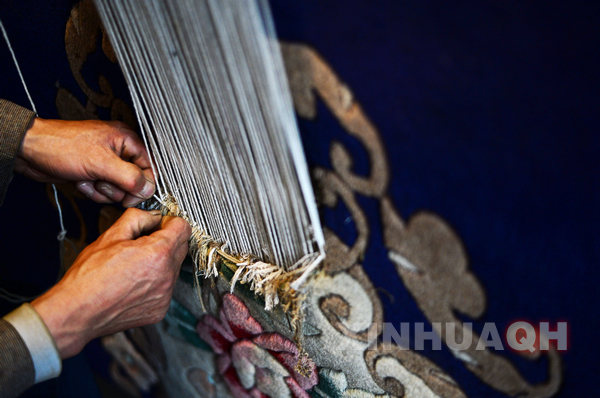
[0, 99, 36, 206]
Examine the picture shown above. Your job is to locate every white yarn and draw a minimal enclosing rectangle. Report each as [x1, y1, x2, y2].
[94, 0, 325, 272]
[0, 20, 37, 114]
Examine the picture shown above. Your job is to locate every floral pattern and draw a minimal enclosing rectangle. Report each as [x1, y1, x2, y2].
[197, 293, 318, 398]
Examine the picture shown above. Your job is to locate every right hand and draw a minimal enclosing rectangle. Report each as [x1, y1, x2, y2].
[31, 208, 192, 359]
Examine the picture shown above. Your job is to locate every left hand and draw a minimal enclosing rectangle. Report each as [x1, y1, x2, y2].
[15, 118, 155, 207]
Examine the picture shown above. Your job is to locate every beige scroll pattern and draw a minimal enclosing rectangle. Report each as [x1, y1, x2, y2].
[58, 0, 136, 126]
[281, 42, 561, 397]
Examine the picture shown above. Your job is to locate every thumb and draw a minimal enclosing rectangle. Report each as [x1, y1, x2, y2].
[96, 154, 155, 205]
[105, 208, 163, 243]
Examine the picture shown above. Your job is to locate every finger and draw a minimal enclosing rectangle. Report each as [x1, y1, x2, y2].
[143, 167, 155, 187]
[108, 208, 163, 242]
[121, 169, 155, 208]
[121, 193, 141, 208]
[76, 181, 113, 203]
[162, 231, 190, 276]
[107, 123, 153, 172]
[162, 216, 192, 247]
[152, 216, 192, 250]
[173, 240, 190, 268]
[96, 154, 155, 206]
[119, 131, 153, 171]
[94, 181, 126, 202]
[166, 243, 189, 286]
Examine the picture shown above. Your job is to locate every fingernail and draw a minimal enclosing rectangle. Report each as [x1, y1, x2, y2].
[123, 196, 144, 208]
[77, 182, 94, 198]
[98, 183, 114, 197]
[150, 210, 162, 216]
[140, 178, 155, 199]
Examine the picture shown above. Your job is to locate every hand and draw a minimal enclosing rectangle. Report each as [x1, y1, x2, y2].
[31, 208, 192, 359]
[16, 118, 155, 207]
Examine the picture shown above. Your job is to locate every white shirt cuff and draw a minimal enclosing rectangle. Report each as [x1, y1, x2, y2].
[4, 303, 62, 383]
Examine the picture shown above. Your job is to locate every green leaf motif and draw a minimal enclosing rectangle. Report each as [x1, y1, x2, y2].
[164, 299, 212, 352]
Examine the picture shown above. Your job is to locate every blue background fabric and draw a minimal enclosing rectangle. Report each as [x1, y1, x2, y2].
[0, 0, 598, 397]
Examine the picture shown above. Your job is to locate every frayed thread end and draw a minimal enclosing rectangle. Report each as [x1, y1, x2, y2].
[156, 194, 318, 377]
[157, 195, 318, 312]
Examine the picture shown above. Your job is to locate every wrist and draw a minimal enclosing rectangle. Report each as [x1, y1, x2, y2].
[17, 116, 43, 162]
[3, 303, 62, 382]
[31, 285, 91, 359]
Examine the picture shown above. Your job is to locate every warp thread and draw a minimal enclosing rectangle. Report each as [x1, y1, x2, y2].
[157, 194, 312, 308]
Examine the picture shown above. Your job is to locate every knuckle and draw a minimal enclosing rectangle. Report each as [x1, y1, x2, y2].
[180, 241, 190, 255]
[157, 278, 173, 293]
[182, 221, 192, 236]
[112, 191, 126, 202]
[147, 240, 173, 266]
[123, 170, 145, 192]
[149, 313, 164, 325]
[121, 179, 137, 193]
[156, 239, 173, 259]
[111, 120, 131, 130]
[153, 301, 171, 323]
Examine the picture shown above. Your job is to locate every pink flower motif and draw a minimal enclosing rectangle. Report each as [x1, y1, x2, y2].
[197, 293, 318, 398]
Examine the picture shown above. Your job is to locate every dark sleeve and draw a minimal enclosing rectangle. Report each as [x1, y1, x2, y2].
[0, 99, 36, 207]
[0, 319, 35, 398]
